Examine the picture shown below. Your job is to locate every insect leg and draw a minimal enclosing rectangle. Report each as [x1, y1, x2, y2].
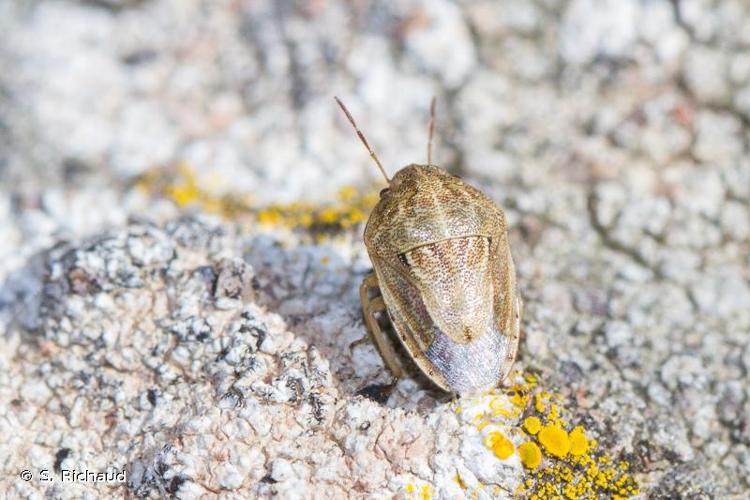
[500, 292, 523, 381]
[511, 293, 523, 358]
[360, 272, 404, 378]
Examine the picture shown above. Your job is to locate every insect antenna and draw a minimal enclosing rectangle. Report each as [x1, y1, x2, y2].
[334, 97, 390, 183]
[427, 96, 436, 166]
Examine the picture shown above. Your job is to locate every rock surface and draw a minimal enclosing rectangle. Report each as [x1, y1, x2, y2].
[1, 0, 749, 498]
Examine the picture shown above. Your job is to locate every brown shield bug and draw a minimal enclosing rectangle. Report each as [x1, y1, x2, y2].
[335, 97, 522, 394]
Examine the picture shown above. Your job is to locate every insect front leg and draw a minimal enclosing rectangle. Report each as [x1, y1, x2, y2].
[359, 272, 404, 379]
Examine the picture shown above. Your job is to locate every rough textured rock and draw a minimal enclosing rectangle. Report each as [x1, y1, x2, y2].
[1, 0, 749, 498]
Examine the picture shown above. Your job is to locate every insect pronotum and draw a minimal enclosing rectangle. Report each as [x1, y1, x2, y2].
[336, 97, 522, 394]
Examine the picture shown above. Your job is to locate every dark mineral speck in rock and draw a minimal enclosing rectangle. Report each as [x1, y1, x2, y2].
[355, 383, 395, 405]
[167, 475, 187, 494]
[54, 448, 71, 472]
[147, 389, 158, 406]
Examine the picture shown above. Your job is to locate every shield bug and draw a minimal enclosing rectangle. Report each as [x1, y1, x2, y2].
[335, 97, 522, 394]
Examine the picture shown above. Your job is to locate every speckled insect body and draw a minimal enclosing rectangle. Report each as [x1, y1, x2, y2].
[336, 98, 521, 394]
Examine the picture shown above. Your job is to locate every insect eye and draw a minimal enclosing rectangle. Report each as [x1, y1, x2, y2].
[397, 253, 411, 268]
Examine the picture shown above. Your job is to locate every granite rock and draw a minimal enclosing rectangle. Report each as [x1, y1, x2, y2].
[1, 0, 749, 497]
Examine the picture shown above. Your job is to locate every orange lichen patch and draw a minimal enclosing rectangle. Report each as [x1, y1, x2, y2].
[537, 425, 570, 458]
[404, 483, 415, 493]
[483, 431, 514, 459]
[518, 442, 542, 470]
[569, 426, 589, 456]
[523, 416, 542, 435]
[135, 164, 378, 235]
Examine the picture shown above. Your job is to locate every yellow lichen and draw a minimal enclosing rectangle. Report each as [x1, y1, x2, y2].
[420, 484, 431, 500]
[512, 375, 640, 498]
[483, 431, 514, 459]
[523, 416, 542, 435]
[456, 374, 638, 498]
[548, 403, 560, 423]
[510, 392, 526, 407]
[518, 441, 542, 470]
[538, 425, 571, 458]
[163, 163, 202, 207]
[135, 164, 378, 236]
[569, 426, 589, 456]
[489, 404, 514, 418]
[489, 398, 509, 415]
[337, 185, 357, 201]
[534, 391, 551, 413]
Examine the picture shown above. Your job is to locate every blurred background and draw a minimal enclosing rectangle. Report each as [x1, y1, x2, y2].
[1, 0, 749, 496]
[1, 0, 745, 200]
